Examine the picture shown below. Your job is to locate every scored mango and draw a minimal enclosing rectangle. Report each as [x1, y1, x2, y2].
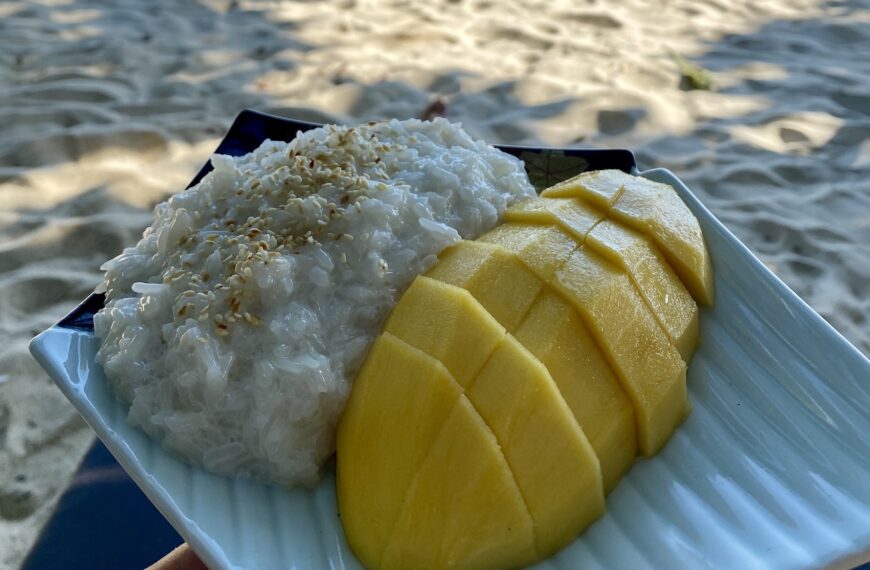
[336, 333, 463, 569]
[478, 222, 577, 281]
[426, 241, 543, 331]
[587, 219, 699, 362]
[381, 396, 538, 570]
[553, 246, 689, 455]
[543, 169, 714, 305]
[467, 335, 604, 557]
[514, 289, 636, 493]
[347, 274, 604, 569]
[384, 276, 504, 387]
[338, 169, 712, 569]
[542, 168, 625, 208]
[429, 238, 636, 494]
[504, 196, 604, 242]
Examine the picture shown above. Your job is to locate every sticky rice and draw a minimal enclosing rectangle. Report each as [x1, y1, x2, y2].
[94, 118, 534, 486]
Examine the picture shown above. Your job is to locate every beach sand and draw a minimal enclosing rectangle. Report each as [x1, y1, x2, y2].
[1, 0, 868, 566]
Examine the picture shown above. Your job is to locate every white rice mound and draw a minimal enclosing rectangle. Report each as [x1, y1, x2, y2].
[94, 118, 535, 486]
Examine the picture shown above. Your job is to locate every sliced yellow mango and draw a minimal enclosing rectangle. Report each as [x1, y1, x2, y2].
[426, 241, 543, 331]
[504, 197, 605, 243]
[428, 236, 636, 493]
[384, 276, 504, 387]
[552, 246, 689, 455]
[381, 396, 538, 570]
[514, 289, 636, 493]
[478, 223, 579, 281]
[541, 169, 626, 208]
[339, 171, 714, 568]
[587, 220, 699, 362]
[467, 335, 604, 557]
[336, 333, 463, 569]
[543, 169, 713, 305]
[610, 177, 713, 306]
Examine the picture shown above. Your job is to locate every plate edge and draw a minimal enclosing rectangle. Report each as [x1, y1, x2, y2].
[29, 330, 235, 570]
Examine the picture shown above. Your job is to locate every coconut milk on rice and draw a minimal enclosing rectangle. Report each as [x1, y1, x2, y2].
[94, 118, 535, 486]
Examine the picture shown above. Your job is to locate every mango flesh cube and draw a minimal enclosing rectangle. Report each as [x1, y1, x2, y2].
[381, 396, 538, 570]
[336, 333, 463, 569]
[587, 220, 700, 362]
[609, 175, 714, 306]
[504, 197, 604, 243]
[466, 335, 604, 557]
[478, 223, 579, 281]
[426, 241, 543, 331]
[552, 247, 689, 455]
[384, 276, 504, 387]
[540, 169, 626, 209]
[514, 289, 636, 493]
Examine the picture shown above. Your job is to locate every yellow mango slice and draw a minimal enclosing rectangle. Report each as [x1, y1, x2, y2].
[587, 220, 699, 362]
[541, 169, 626, 209]
[426, 241, 543, 331]
[504, 197, 605, 242]
[552, 246, 689, 455]
[467, 335, 604, 557]
[610, 177, 713, 306]
[514, 289, 636, 493]
[478, 223, 578, 281]
[384, 276, 504, 387]
[543, 170, 713, 305]
[336, 333, 463, 569]
[381, 396, 538, 570]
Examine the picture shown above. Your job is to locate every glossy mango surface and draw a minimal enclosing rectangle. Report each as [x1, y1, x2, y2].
[337, 171, 712, 569]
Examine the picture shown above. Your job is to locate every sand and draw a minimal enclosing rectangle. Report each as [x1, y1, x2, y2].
[1, 0, 868, 567]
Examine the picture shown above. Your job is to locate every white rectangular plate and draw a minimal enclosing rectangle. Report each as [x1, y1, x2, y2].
[31, 168, 870, 570]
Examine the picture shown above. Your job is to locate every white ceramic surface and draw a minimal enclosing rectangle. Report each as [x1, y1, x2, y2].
[30, 168, 870, 570]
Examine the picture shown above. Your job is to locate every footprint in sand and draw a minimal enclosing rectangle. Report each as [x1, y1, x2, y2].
[729, 112, 842, 155]
[0, 219, 133, 274]
[0, 274, 95, 316]
[596, 108, 645, 136]
[833, 90, 870, 117]
[0, 127, 171, 168]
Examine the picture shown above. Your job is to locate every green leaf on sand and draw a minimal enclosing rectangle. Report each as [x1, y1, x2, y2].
[670, 51, 714, 91]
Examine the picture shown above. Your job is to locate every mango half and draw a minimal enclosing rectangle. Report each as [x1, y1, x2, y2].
[337, 171, 712, 569]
